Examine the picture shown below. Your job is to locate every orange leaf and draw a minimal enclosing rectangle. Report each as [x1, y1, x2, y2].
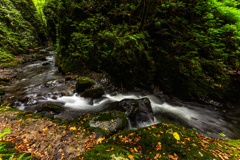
[128, 155, 134, 159]
[154, 153, 161, 160]
[151, 125, 157, 128]
[41, 133, 46, 137]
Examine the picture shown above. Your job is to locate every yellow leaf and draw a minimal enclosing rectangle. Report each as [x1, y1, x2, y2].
[18, 119, 22, 122]
[173, 132, 180, 141]
[43, 127, 48, 131]
[70, 126, 77, 131]
[128, 155, 134, 159]
[134, 147, 138, 152]
[97, 137, 105, 144]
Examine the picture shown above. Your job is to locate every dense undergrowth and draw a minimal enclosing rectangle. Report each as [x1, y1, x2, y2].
[0, 0, 46, 67]
[42, 0, 240, 102]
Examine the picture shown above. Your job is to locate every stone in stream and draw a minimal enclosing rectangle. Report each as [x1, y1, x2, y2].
[103, 97, 154, 125]
[37, 103, 64, 115]
[76, 77, 96, 93]
[37, 55, 47, 61]
[81, 87, 104, 99]
[89, 111, 127, 135]
[42, 62, 50, 66]
[39, 50, 48, 54]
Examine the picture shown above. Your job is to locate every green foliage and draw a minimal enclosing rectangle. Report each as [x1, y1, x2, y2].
[0, 0, 46, 64]
[0, 128, 33, 160]
[44, 0, 240, 100]
[32, 0, 47, 26]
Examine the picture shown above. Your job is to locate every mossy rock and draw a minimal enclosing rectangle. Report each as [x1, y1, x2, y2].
[76, 77, 96, 93]
[39, 50, 48, 54]
[0, 88, 5, 95]
[42, 104, 63, 114]
[81, 87, 104, 99]
[0, 77, 10, 82]
[37, 55, 47, 61]
[79, 123, 217, 160]
[89, 111, 127, 134]
[16, 111, 43, 120]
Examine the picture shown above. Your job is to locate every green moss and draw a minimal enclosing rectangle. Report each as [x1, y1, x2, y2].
[76, 77, 96, 93]
[53, 118, 62, 123]
[78, 123, 216, 160]
[0, 62, 18, 68]
[16, 111, 43, 120]
[42, 104, 63, 113]
[81, 87, 104, 99]
[94, 113, 115, 122]
[44, 114, 54, 120]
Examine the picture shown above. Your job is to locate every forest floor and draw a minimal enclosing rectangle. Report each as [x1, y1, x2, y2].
[0, 104, 98, 160]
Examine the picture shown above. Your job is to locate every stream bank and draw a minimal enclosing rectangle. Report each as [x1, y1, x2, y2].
[1, 47, 240, 160]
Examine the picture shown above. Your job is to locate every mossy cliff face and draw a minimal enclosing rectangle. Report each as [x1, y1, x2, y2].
[44, 0, 240, 101]
[0, 0, 46, 63]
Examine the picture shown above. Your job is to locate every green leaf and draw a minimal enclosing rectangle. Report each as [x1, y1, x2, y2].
[219, 133, 226, 137]
[0, 128, 11, 138]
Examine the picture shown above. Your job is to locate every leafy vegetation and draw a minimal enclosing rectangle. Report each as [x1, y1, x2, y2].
[0, 0, 46, 67]
[42, 0, 240, 103]
[0, 128, 33, 160]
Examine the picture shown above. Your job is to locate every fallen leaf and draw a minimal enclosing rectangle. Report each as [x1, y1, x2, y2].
[173, 132, 180, 141]
[43, 127, 48, 131]
[154, 153, 161, 160]
[128, 155, 134, 159]
[70, 126, 77, 131]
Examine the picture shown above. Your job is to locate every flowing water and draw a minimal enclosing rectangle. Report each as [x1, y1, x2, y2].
[4, 48, 240, 139]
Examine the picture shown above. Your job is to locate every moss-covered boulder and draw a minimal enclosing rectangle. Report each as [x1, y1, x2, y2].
[89, 111, 127, 134]
[76, 77, 96, 93]
[81, 87, 104, 99]
[0, 88, 5, 95]
[79, 123, 220, 160]
[39, 103, 63, 114]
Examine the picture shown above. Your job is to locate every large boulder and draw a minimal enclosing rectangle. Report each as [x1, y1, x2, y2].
[89, 111, 127, 134]
[36, 103, 64, 116]
[103, 97, 154, 124]
[118, 99, 139, 119]
[81, 87, 104, 99]
[135, 98, 154, 122]
[76, 77, 95, 93]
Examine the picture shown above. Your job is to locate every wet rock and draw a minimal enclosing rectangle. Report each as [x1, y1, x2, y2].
[76, 77, 95, 93]
[81, 87, 104, 99]
[119, 99, 139, 119]
[42, 62, 50, 66]
[46, 46, 54, 51]
[0, 88, 5, 95]
[103, 97, 154, 124]
[89, 111, 127, 134]
[39, 103, 63, 114]
[37, 55, 47, 61]
[65, 76, 72, 81]
[58, 66, 66, 75]
[39, 50, 48, 54]
[136, 98, 154, 122]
